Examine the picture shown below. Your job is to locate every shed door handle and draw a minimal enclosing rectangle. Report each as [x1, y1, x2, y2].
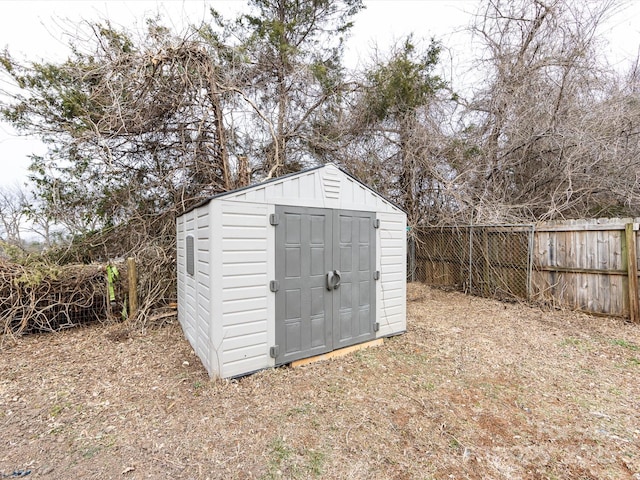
[333, 270, 341, 289]
[326, 271, 334, 291]
[326, 270, 341, 290]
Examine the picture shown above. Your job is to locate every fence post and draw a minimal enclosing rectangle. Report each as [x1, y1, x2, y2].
[625, 223, 639, 323]
[482, 228, 490, 297]
[468, 226, 473, 294]
[409, 235, 416, 282]
[127, 257, 138, 319]
[105, 271, 112, 317]
[527, 225, 535, 301]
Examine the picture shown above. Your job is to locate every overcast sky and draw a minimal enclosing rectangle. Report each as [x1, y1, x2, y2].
[1, 0, 639, 188]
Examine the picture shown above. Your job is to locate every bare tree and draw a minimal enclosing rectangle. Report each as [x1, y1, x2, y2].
[459, 0, 640, 222]
[0, 183, 28, 246]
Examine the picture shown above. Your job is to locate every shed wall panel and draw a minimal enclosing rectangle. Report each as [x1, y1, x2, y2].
[222, 285, 267, 302]
[176, 206, 213, 374]
[223, 253, 269, 265]
[196, 207, 212, 373]
[377, 212, 407, 337]
[223, 331, 268, 351]
[223, 308, 270, 326]
[219, 201, 272, 378]
[223, 297, 268, 314]
[208, 201, 223, 376]
[222, 261, 268, 276]
[220, 273, 268, 289]
[223, 344, 269, 368]
[180, 213, 196, 345]
[176, 216, 186, 293]
[224, 320, 269, 339]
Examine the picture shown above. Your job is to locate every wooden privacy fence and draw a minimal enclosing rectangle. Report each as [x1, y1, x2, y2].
[410, 218, 640, 321]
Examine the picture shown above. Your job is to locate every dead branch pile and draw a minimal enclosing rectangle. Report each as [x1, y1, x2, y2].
[128, 244, 177, 329]
[43, 212, 179, 331]
[0, 259, 126, 336]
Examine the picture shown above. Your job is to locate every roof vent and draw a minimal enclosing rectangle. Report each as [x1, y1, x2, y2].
[323, 167, 340, 199]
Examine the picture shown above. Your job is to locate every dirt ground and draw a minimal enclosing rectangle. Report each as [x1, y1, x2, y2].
[1, 283, 639, 479]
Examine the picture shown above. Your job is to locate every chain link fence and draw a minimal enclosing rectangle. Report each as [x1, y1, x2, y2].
[408, 225, 535, 301]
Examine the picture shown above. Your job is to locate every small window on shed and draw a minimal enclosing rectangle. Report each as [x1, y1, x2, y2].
[186, 235, 195, 276]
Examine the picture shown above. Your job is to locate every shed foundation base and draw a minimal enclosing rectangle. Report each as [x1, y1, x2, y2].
[290, 338, 384, 368]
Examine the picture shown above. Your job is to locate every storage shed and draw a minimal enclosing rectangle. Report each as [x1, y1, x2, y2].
[176, 163, 406, 378]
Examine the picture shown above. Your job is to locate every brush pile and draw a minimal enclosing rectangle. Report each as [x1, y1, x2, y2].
[0, 210, 179, 337]
[0, 258, 126, 336]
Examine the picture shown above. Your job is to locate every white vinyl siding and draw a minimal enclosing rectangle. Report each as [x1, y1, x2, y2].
[176, 216, 188, 335]
[194, 208, 211, 373]
[218, 201, 272, 378]
[177, 210, 211, 372]
[376, 212, 407, 337]
[180, 213, 196, 343]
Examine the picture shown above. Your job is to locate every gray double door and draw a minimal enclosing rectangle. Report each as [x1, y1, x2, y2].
[274, 205, 377, 365]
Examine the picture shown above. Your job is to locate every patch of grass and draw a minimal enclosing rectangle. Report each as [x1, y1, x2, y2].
[286, 402, 313, 417]
[421, 381, 437, 391]
[263, 437, 294, 480]
[47, 424, 64, 436]
[390, 349, 430, 365]
[326, 383, 343, 394]
[611, 339, 639, 351]
[305, 449, 325, 477]
[561, 336, 597, 352]
[478, 381, 507, 399]
[50, 404, 63, 417]
[192, 380, 205, 396]
[49, 402, 70, 418]
[627, 357, 640, 366]
[82, 445, 102, 459]
[353, 349, 379, 367]
[561, 337, 582, 347]
[449, 437, 461, 450]
[262, 438, 326, 479]
[79, 433, 117, 459]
